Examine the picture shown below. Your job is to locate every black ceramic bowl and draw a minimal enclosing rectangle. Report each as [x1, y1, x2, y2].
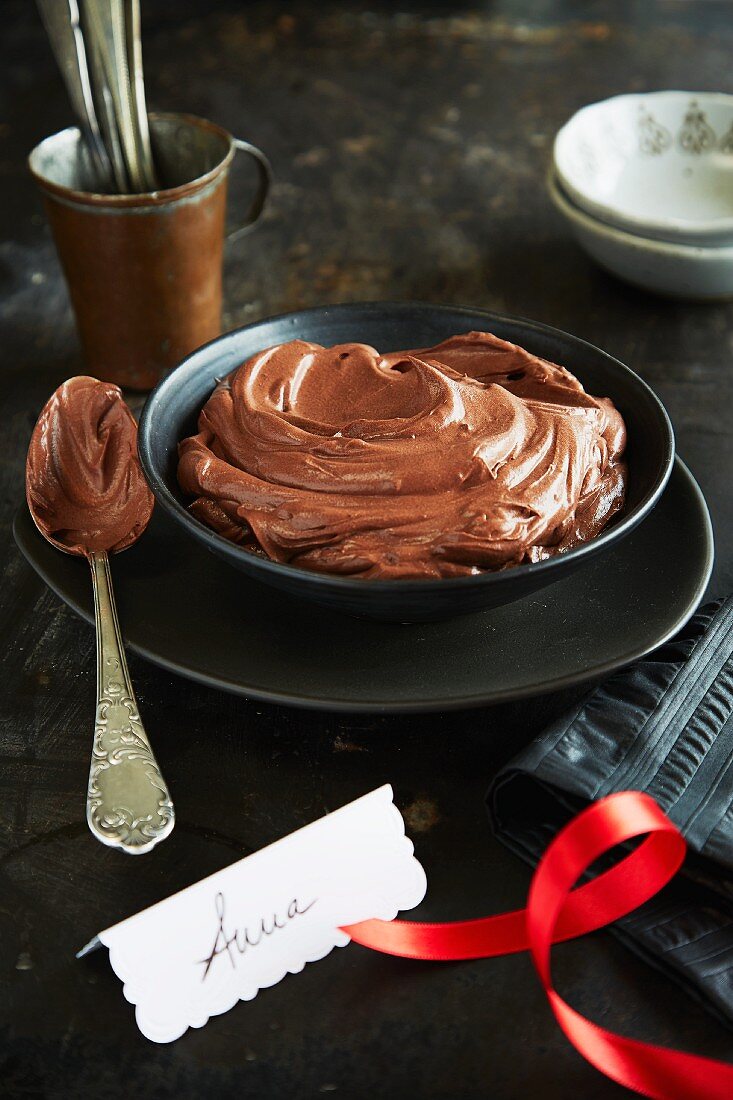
[138, 302, 674, 621]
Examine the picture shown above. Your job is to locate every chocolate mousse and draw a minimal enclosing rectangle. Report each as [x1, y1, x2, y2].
[26, 376, 153, 556]
[177, 331, 627, 579]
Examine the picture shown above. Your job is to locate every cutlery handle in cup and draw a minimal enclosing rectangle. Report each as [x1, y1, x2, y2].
[87, 550, 174, 854]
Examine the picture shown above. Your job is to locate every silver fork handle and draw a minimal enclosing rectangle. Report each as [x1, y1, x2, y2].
[87, 550, 174, 854]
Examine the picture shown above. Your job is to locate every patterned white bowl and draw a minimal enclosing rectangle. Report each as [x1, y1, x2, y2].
[554, 91, 733, 245]
[548, 171, 733, 300]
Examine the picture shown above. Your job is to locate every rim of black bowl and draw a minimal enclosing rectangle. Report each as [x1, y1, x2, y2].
[138, 301, 675, 593]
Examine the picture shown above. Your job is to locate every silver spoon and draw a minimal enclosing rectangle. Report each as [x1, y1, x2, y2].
[35, 0, 115, 191]
[124, 0, 158, 190]
[81, 0, 130, 192]
[26, 379, 174, 854]
[83, 0, 145, 192]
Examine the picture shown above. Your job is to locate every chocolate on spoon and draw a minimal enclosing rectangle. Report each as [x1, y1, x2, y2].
[26, 376, 174, 854]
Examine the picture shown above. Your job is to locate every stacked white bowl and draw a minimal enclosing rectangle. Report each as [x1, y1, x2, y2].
[549, 91, 733, 299]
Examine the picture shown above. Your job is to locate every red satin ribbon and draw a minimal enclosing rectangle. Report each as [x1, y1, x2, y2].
[343, 791, 733, 1099]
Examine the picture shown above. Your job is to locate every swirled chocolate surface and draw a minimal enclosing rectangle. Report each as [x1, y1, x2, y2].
[178, 332, 627, 579]
[26, 376, 153, 556]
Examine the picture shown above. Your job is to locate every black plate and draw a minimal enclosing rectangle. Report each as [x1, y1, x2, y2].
[138, 302, 674, 622]
[13, 457, 713, 712]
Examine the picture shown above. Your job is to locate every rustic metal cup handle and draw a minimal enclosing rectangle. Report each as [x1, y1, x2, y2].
[226, 137, 272, 242]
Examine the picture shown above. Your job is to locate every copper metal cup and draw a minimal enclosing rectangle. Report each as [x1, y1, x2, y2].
[29, 112, 271, 390]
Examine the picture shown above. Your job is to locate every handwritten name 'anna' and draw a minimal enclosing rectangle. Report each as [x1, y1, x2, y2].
[198, 892, 317, 980]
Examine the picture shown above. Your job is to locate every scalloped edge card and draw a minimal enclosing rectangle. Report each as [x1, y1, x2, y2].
[77, 785, 427, 1042]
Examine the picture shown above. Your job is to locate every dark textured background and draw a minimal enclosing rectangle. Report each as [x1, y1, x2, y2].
[1, 2, 732, 1097]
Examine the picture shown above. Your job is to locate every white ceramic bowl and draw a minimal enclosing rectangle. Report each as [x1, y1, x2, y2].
[554, 91, 733, 246]
[548, 171, 733, 300]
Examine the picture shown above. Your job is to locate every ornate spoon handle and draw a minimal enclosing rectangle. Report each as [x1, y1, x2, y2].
[87, 551, 174, 854]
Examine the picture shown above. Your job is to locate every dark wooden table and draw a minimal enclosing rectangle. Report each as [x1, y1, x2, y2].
[2, 2, 732, 1096]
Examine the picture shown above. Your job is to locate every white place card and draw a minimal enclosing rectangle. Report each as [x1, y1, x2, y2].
[80, 785, 427, 1042]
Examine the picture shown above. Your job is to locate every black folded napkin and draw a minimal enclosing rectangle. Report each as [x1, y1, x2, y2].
[488, 596, 733, 1026]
